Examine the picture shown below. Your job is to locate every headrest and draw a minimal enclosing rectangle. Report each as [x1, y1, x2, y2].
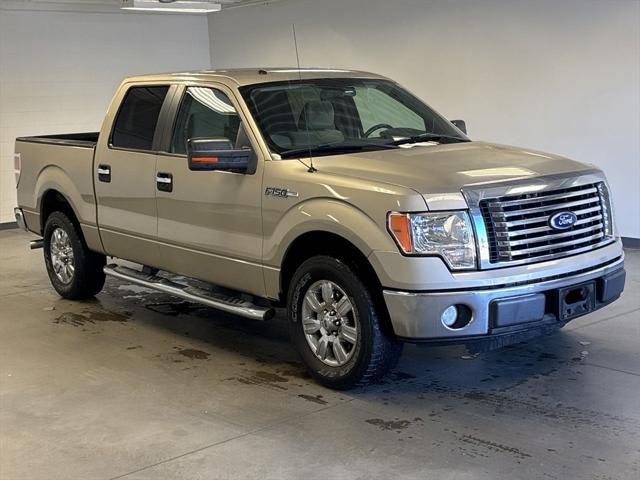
[298, 100, 336, 131]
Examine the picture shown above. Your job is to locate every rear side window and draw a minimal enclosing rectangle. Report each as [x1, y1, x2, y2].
[111, 86, 169, 150]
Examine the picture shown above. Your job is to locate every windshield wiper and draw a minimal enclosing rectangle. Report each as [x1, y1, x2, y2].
[389, 133, 470, 146]
[279, 142, 398, 159]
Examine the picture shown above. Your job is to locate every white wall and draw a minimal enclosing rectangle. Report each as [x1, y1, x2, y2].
[209, 0, 640, 239]
[0, 6, 211, 223]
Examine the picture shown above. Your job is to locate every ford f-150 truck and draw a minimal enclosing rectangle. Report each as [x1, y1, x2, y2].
[14, 69, 625, 389]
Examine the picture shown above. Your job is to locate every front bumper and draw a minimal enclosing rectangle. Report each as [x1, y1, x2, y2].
[383, 255, 625, 344]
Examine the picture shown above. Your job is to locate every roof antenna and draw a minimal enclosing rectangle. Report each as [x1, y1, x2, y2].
[292, 24, 317, 173]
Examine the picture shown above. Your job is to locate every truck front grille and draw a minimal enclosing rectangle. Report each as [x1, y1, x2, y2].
[480, 182, 612, 265]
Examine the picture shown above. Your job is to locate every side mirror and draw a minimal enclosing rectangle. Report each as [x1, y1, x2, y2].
[451, 119, 467, 135]
[187, 138, 251, 173]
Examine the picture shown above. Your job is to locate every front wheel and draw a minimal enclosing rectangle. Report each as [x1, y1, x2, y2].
[287, 255, 402, 389]
[43, 211, 106, 299]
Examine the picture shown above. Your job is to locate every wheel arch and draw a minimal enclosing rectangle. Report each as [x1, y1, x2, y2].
[40, 189, 81, 233]
[279, 230, 395, 336]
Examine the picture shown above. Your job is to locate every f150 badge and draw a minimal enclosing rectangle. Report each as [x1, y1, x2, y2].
[265, 187, 299, 198]
[549, 211, 577, 230]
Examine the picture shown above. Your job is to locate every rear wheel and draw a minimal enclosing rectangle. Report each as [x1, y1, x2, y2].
[43, 211, 106, 299]
[288, 255, 402, 389]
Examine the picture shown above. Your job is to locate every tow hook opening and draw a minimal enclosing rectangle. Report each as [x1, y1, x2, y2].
[565, 287, 588, 305]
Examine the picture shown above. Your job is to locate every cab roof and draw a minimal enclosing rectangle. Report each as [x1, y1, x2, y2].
[124, 68, 388, 87]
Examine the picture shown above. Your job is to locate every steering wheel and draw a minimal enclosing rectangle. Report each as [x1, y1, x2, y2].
[364, 123, 394, 138]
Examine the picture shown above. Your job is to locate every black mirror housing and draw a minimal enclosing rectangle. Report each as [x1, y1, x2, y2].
[187, 137, 251, 173]
[451, 119, 467, 135]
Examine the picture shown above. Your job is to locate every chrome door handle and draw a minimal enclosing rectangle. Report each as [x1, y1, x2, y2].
[156, 172, 173, 192]
[97, 164, 111, 183]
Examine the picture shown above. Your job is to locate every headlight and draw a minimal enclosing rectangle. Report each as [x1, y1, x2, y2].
[388, 211, 477, 270]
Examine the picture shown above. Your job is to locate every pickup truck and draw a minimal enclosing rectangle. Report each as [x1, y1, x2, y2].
[14, 68, 625, 389]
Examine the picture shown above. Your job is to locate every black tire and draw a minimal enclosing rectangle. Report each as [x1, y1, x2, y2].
[287, 255, 402, 389]
[43, 211, 106, 299]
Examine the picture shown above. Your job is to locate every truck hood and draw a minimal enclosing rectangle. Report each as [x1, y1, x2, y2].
[313, 141, 595, 198]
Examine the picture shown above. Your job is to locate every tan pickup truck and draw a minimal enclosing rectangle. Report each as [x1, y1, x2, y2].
[14, 69, 625, 388]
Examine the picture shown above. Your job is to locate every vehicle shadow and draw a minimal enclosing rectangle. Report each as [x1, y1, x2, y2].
[75, 279, 604, 399]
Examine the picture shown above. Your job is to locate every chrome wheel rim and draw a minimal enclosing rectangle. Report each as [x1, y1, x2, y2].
[50, 228, 74, 284]
[301, 280, 359, 367]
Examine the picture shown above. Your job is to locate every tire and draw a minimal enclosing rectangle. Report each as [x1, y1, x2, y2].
[43, 211, 106, 299]
[287, 255, 402, 389]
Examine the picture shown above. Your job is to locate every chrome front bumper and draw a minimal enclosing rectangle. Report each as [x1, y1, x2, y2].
[14, 207, 28, 231]
[383, 255, 625, 341]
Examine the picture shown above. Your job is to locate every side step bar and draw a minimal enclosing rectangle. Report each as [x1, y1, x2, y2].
[103, 264, 274, 321]
[30, 239, 44, 250]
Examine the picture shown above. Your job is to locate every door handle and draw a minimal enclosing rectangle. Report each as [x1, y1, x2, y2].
[156, 172, 173, 192]
[97, 164, 111, 183]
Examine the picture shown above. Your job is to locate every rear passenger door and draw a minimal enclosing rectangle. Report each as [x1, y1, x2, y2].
[95, 84, 173, 266]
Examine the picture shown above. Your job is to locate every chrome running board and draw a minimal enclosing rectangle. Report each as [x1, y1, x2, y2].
[103, 264, 274, 321]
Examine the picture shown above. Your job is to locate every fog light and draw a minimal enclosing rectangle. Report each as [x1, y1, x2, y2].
[441, 304, 473, 330]
[441, 305, 458, 327]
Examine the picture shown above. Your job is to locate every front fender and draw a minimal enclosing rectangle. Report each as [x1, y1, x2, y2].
[264, 198, 396, 269]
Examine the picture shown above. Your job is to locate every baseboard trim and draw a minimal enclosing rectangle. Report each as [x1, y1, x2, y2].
[0, 222, 18, 231]
[622, 237, 640, 249]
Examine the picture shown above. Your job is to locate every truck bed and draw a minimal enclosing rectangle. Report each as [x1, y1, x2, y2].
[15, 133, 99, 238]
[16, 132, 99, 148]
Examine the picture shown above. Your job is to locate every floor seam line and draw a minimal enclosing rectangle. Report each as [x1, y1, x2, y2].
[107, 399, 353, 479]
[582, 362, 640, 377]
[567, 306, 640, 331]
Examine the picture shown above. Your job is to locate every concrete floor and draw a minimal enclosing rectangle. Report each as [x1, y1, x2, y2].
[0, 229, 638, 480]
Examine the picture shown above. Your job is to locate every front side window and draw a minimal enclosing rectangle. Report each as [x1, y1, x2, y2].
[240, 78, 468, 158]
[170, 87, 241, 154]
[111, 86, 169, 150]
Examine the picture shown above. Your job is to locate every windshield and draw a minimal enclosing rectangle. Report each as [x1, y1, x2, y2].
[239, 78, 468, 159]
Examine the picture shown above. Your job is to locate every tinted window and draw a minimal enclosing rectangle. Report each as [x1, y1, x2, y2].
[111, 86, 169, 150]
[170, 87, 241, 154]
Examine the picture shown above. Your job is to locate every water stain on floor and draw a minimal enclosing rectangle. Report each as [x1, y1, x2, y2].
[225, 370, 290, 390]
[365, 417, 424, 433]
[458, 434, 531, 460]
[54, 310, 130, 327]
[178, 348, 210, 360]
[298, 394, 328, 405]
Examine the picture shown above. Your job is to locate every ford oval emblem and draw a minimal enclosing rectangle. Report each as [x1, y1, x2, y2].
[549, 211, 577, 230]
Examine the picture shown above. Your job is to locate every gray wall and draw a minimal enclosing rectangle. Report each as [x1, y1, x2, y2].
[209, 0, 640, 239]
[0, 5, 210, 223]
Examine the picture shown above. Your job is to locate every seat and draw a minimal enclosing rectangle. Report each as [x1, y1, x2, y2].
[290, 100, 344, 146]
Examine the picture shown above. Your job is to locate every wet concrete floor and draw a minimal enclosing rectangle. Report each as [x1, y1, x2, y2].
[1, 229, 639, 479]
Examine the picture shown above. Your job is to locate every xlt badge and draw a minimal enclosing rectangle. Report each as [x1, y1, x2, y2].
[265, 187, 299, 198]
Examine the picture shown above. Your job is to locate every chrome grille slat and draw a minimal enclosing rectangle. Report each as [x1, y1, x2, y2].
[479, 182, 612, 266]
[489, 187, 598, 208]
[508, 233, 604, 256]
[495, 196, 600, 218]
[495, 206, 602, 228]
[504, 215, 603, 237]
[504, 223, 603, 246]
[496, 242, 611, 265]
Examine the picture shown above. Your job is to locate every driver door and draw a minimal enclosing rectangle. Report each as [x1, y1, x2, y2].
[153, 84, 265, 297]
